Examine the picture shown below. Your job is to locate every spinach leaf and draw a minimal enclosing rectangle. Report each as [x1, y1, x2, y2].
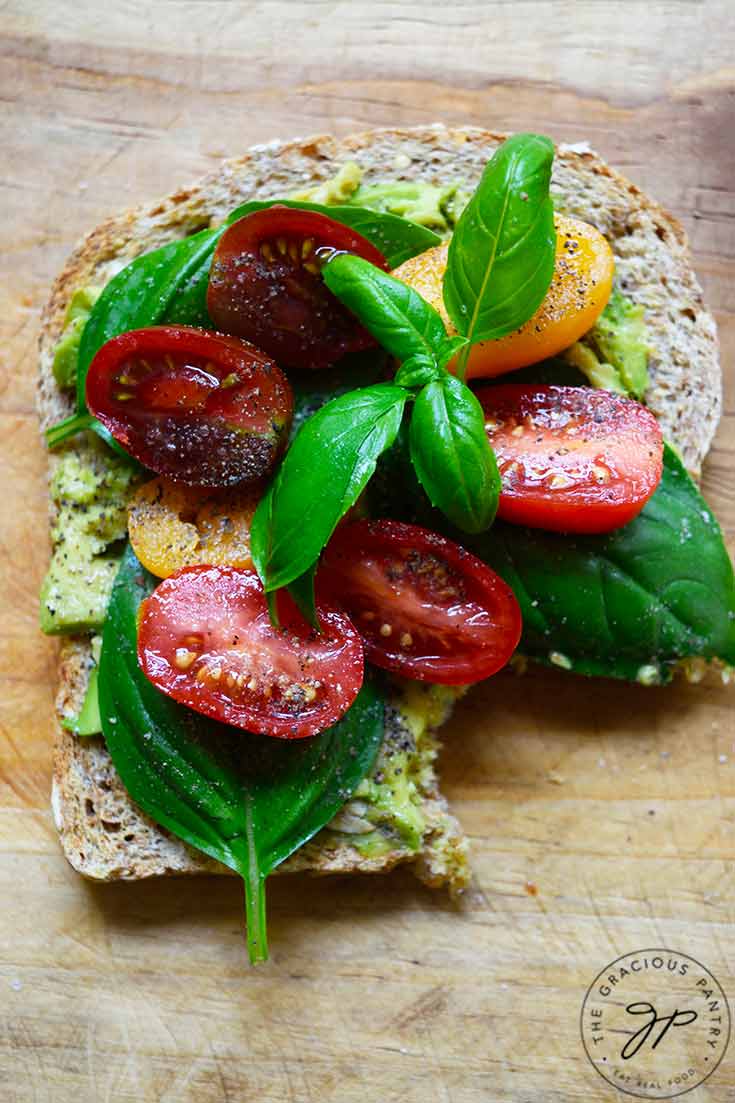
[75, 226, 224, 412]
[99, 546, 384, 963]
[409, 375, 500, 533]
[251, 384, 407, 592]
[443, 134, 556, 375]
[289, 348, 390, 435]
[469, 446, 735, 680]
[369, 423, 735, 681]
[226, 199, 441, 269]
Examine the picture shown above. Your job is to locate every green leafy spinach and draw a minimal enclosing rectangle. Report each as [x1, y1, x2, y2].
[469, 446, 735, 681]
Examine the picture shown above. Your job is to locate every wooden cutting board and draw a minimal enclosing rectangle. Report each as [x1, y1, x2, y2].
[1, 3, 734, 1100]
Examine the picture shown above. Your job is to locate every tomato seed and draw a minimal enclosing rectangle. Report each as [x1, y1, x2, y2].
[380, 623, 392, 637]
[174, 648, 197, 670]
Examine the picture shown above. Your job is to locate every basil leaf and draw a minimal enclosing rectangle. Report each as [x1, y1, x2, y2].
[226, 199, 441, 269]
[444, 134, 556, 369]
[394, 355, 443, 389]
[251, 384, 406, 591]
[469, 446, 735, 680]
[76, 226, 223, 411]
[323, 253, 449, 366]
[437, 334, 470, 371]
[99, 546, 384, 963]
[409, 375, 500, 534]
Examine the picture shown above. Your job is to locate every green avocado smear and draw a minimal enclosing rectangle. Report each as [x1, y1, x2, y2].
[40, 437, 139, 634]
[292, 160, 470, 234]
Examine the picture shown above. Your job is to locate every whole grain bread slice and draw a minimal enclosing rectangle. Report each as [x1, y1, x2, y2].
[38, 125, 720, 886]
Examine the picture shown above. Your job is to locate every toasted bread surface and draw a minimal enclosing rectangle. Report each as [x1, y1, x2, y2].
[39, 125, 720, 885]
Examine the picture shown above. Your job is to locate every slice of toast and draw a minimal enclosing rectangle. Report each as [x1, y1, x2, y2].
[38, 125, 720, 885]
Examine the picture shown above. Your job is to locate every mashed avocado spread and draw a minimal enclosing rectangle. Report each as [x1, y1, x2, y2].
[40, 438, 139, 634]
[563, 290, 649, 397]
[292, 161, 470, 234]
[52, 286, 100, 391]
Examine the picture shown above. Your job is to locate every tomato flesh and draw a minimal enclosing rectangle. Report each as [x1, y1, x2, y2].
[478, 384, 663, 533]
[207, 207, 390, 369]
[319, 520, 522, 685]
[138, 565, 364, 739]
[86, 325, 293, 487]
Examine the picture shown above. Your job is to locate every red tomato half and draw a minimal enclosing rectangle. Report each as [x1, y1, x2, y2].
[138, 565, 364, 739]
[478, 385, 663, 534]
[319, 520, 522, 685]
[86, 326, 293, 487]
[207, 207, 389, 369]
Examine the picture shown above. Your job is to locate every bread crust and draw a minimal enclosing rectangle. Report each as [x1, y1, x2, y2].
[39, 125, 721, 885]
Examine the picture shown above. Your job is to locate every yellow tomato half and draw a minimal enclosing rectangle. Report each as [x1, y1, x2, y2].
[128, 476, 260, 579]
[392, 214, 614, 379]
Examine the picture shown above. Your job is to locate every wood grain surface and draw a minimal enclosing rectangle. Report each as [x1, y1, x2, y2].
[1, 2, 734, 1100]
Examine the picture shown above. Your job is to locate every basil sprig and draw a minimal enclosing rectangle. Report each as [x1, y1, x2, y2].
[443, 133, 556, 377]
[99, 547, 385, 963]
[324, 254, 499, 533]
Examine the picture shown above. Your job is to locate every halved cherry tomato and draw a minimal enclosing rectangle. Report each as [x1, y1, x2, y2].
[207, 207, 390, 369]
[319, 520, 522, 685]
[478, 384, 663, 533]
[86, 325, 293, 487]
[128, 476, 261, 578]
[138, 565, 364, 739]
[392, 214, 614, 378]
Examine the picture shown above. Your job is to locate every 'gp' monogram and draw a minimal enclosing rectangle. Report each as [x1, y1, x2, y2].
[621, 1003, 698, 1060]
